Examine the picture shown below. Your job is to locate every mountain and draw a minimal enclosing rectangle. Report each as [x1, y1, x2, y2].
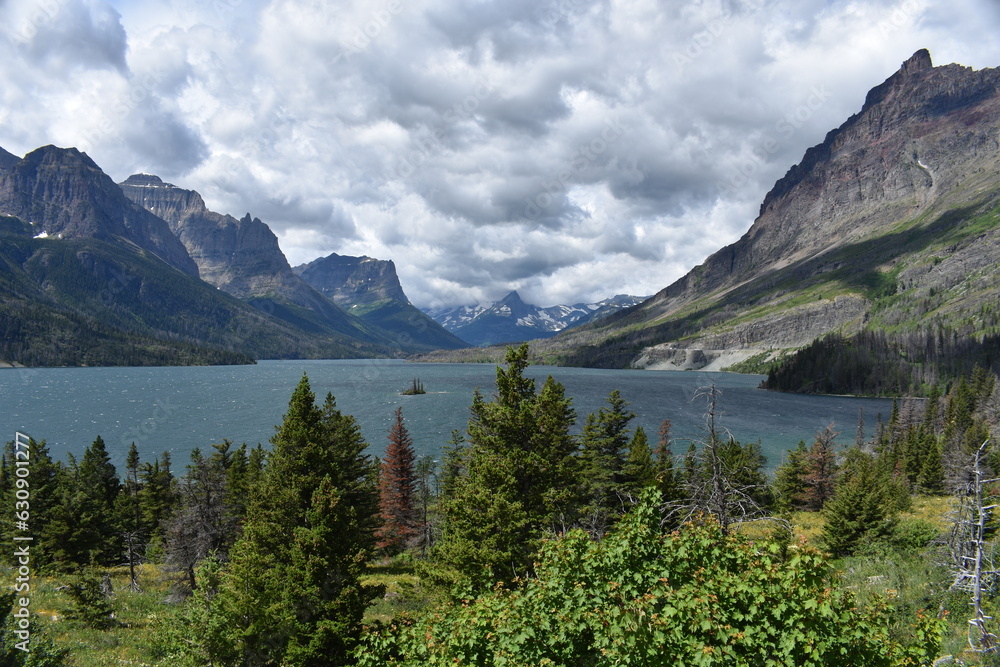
[0, 146, 199, 276]
[0, 215, 388, 366]
[295, 253, 407, 305]
[118, 174, 394, 344]
[426, 291, 648, 347]
[0, 146, 19, 171]
[530, 50, 1000, 370]
[294, 253, 467, 351]
[0, 148, 403, 366]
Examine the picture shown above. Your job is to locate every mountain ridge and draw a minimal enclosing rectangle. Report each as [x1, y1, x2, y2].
[118, 173, 385, 342]
[0, 148, 417, 365]
[0, 146, 20, 171]
[425, 290, 648, 347]
[548, 50, 1000, 369]
[0, 146, 199, 277]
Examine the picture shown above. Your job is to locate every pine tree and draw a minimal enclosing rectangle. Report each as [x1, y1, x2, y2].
[822, 448, 900, 557]
[579, 390, 636, 534]
[414, 455, 438, 554]
[43, 437, 121, 569]
[917, 437, 946, 495]
[621, 426, 657, 495]
[772, 440, 809, 512]
[376, 407, 419, 554]
[2, 438, 60, 571]
[437, 344, 578, 585]
[801, 424, 839, 511]
[652, 418, 680, 502]
[200, 373, 382, 666]
[114, 443, 143, 590]
[137, 451, 176, 560]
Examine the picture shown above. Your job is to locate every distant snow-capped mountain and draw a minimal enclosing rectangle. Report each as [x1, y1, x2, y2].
[424, 291, 647, 347]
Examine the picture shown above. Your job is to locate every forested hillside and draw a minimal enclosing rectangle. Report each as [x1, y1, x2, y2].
[3, 346, 1000, 664]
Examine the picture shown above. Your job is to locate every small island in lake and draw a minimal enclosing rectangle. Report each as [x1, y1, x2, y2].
[401, 378, 426, 395]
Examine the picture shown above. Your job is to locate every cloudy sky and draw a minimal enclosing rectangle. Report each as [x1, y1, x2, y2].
[2, 0, 999, 309]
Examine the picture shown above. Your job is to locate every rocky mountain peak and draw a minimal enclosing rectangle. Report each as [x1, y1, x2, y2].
[901, 48, 933, 74]
[121, 173, 167, 187]
[0, 146, 20, 171]
[120, 173, 208, 232]
[751, 48, 999, 245]
[0, 146, 198, 276]
[294, 253, 408, 306]
[499, 290, 525, 306]
[120, 176, 304, 299]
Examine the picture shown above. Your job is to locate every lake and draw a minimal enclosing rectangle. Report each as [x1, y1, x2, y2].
[0, 360, 895, 472]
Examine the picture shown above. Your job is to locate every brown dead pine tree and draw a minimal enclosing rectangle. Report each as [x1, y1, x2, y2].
[376, 406, 419, 554]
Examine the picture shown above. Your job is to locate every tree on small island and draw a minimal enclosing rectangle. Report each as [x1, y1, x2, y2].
[401, 377, 426, 395]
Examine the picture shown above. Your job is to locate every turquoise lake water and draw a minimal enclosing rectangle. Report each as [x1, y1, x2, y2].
[0, 360, 894, 471]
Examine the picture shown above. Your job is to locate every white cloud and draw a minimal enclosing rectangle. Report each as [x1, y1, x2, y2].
[3, 0, 1000, 307]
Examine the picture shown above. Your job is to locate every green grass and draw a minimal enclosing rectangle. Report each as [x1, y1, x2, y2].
[362, 555, 453, 625]
[15, 564, 175, 667]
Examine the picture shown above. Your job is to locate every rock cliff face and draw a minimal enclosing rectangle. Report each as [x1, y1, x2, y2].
[294, 253, 468, 350]
[120, 174, 369, 338]
[0, 147, 198, 276]
[0, 147, 19, 171]
[122, 174, 293, 297]
[294, 253, 407, 306]
[544, 50, 1000, 368]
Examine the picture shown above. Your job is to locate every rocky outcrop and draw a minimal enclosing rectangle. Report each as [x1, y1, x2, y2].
[0, 147, 198, 276]
[121, 174, 287, 296]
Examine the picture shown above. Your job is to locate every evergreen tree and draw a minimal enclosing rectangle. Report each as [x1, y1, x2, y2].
[439, 430, 468, 500]
[414, 455, 438, 554]
[621, 426, 657, 495]
[917, 437, 946, 495]
[2, 438, 60, 571]
[114, 443, 144, 590]
[223, 443, 253, 522]
[376, 407, 419, 554]
[137, 451, 176, 560]
[822, 448, 901, 557]
[579, 390, 636, 534]
[65, 569, 117, 630]
[772, 440, 809, 512]
[437, 344, 578, 585]
[653, 418, 680, 502]
[198, 373, 382, 666]
[43, 437, 121, 569]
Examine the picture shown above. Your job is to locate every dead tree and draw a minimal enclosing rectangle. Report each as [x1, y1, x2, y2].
[947, 440, 998, 655]
[666, 383, 774, 533]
